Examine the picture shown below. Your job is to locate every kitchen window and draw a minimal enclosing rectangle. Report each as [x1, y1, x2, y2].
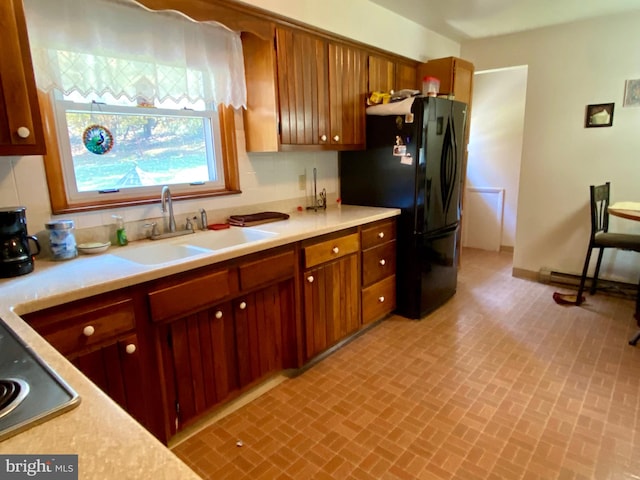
[23, 0, 246, 213]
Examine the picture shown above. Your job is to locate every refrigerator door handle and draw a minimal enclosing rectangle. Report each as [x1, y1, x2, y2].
[440, 117, 457, 219]
[425, 223, 459, 240]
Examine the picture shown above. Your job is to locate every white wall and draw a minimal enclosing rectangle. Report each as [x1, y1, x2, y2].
[2, 1, 460, 240]
[235, 0, 459, 61]
[465, 66, 527, 248]
[461, 11, 640, 283]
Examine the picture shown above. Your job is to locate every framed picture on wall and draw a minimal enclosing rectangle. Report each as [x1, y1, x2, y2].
[585, 103, 614, 128]
[623, 79, 640, 107]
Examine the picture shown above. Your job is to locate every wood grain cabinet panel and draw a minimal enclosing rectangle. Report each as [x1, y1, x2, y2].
[362, 274, 396, 325]
[360, 218, 397, 324]
[0, 0, 45, 155]
[234, 280, 295, 388]
[303, 232, 360, 268]
[361, 219, 397, 250]
[362, 241, 396, 287]
[303, 253, 359, 360]
[368, 56, 395, 93]
[22, 291, 160, 439]
[328, 42, 367, 147]
[159, 302, 238, 434]
[147, 268, 238, 323]
[276, 28, 329, 146]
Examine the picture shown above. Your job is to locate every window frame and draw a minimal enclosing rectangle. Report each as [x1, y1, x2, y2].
[38, 89, 241, 214]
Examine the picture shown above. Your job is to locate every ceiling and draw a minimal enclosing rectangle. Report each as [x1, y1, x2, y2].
[368, 0, 640, 42]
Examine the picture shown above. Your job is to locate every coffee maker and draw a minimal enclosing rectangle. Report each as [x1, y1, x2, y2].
[0, 207, 41, 278]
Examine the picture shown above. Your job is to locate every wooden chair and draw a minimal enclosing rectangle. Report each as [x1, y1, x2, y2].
[575, 183, 640, 345]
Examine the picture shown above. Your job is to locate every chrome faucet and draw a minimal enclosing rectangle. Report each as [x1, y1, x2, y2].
[161, 185, 176, 233]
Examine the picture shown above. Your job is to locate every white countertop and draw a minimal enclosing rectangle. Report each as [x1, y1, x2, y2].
[0, 205, 399, 478]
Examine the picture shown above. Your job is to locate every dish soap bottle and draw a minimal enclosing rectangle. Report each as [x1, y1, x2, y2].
[112, 215, 128, 246]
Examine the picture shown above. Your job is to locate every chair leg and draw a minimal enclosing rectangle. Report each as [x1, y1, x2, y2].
[629, 330, 640, 346]
[576, 246, 593, 305]
[590, 248, 605, 295]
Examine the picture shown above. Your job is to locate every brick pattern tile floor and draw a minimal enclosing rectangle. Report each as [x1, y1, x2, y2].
[172, 248, 640, 479]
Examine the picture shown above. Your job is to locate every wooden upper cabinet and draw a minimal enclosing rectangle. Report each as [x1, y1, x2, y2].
[368, 56, 395, 93]
[417, 56, 474, 105]
[0, 0, 46, 156]
[276, 28, 329, 146]
[244, 27, 366, 151]
[396, 62, 418, 91]
[368, 56, 418, 93]
[328, 43, 366, 148]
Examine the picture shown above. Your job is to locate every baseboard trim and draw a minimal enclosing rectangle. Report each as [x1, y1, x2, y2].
[513, 267, 637, 299]
[500, 245, 514, 253]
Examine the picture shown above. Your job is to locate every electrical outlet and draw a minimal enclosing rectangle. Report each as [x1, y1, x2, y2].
[298, 174, 306, 191]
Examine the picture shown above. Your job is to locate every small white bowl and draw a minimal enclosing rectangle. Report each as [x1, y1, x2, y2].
[78, 241, 111, 254]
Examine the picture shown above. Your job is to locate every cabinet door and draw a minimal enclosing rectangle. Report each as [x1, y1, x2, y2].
[368, 55, 395, 93]
[303, 253, 360, 360]
[0, 0, 45, 155]
[160, 303, 238, 433]
[328, 43, 367, 147]
[234, 280, 295, 388]
[276, 28, 330, 146]
[71, 333, 154, 434]
[396, 62, 418, 91]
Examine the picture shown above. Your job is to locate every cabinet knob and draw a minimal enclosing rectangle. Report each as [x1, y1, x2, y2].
[82, 325, 95, 337]
[378, 296, 385, 303]
[307, 275, 314, 283]
[239, 301, 247, 310]
[125, 343, 136, 354]
[379, 259, 386, 266]
[320, 134, 327, 142]
[17, 127, 31, 139]
[215, 310, 223, 319]
[333, 135, 340, 142]
[378, 232, 385, 239]
[332, 247, 339, 254]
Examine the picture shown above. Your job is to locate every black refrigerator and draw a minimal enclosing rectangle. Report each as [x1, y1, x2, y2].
[340, 96, 467, 319]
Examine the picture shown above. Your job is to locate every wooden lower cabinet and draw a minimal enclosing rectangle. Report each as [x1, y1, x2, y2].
[159, 302, 238, 435]
[71, 332, 154, 434]
[234, 280, 296, 388]
[151, 248, 298, 437]
[303, 253, 360, 360]
[22, 290, 162, 439]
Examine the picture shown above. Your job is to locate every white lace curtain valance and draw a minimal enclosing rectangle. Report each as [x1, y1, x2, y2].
[23, 0, 247, 109]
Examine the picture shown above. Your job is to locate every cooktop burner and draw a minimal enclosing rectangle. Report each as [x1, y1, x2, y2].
[0, 318, 80, 441]
[0, 378, 29, 419]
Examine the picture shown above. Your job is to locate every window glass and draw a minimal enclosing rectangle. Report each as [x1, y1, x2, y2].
[51, 92, 227, 205]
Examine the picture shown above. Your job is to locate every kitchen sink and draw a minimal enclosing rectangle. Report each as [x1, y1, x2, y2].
[112, 243, 213, 265]
[185, 227, 277, 251]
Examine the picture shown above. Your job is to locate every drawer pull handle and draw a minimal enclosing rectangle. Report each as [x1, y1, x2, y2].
[83, 325, 95, 337]
[17, 127, 31, 139]
[125, 344, 136, 354]
[320, 134, 327, 142]
[215, 310, 223, 319]
[307, 275, 314, 283]
[332, 247, 339, 254]
[378, 232, 385, 239]
[333, 135, 340, 142]
[239, 301, 247, 310]
[378, 296, 385, 303]
[379, 259, 386, 266]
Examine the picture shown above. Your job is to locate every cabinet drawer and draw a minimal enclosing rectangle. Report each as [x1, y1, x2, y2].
[361, 220, 396, 250]
[148, 269, 237, 322]
[239, 250, 295, 290]
[362, 275, 396, 325]
[37, 299, 136, 355]
[362, 241, 396, 286]
[304, 232, 360, 268]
